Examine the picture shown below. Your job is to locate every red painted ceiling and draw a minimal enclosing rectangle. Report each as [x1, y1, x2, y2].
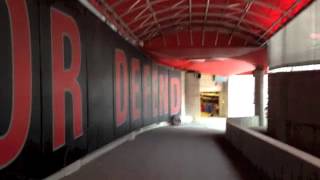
[86, 0, 313, 75]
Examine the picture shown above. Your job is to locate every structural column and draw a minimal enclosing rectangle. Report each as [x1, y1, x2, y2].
[254, 67, 264, 126]
[185, 72, 201, 121]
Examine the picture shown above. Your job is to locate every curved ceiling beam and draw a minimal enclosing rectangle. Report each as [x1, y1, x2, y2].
[139, 20, 262, 43]
[189, 0, 192, 46]
[92, 0, 288, 46]
[146, 0, 166, 45]
[228, 0, 255, 45]
[118, 1, 282, 19]
[131, 13, 266, 33]
[138, 20, 261, 40]
[254, 0, 284, 12]
[143, 24, 260, 45]
[126, 4, 270, 25]
[201, 0, 211, 46]
[119, 0, 172, 17]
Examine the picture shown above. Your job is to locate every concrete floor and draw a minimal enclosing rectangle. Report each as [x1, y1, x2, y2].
[62, 125, 264, 180]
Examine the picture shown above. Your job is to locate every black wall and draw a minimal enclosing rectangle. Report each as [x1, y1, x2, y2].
[0, 0, 182, 179]
[268, 71, 320, 158]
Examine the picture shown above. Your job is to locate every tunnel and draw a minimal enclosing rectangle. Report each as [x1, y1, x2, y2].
[0, 0, 319, 179]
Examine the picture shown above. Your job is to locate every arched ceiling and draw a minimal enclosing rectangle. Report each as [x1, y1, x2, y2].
[84, 0, 313, 75]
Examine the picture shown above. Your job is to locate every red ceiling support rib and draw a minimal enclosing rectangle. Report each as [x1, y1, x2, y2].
[138, 20, 262, 41]
[119, 0, 171, 18]
[88, 0, 312, 47]
[127, 0, 142, 12]
[201, 0, 210, 47]
[111, 0, 126, 8]
[142, 4, 270, 20]
[214, 31, 219, 46]
[189, 0, 193, 46]
[254, 0, 284, 13]
[84, 0, 313, 75]
[132, 8, 188, 32]
[228, 0, 255, 46]
[129, 5, 271, 25]
[133, 13, 266, 34]
[143, 25, 259, 45]
[146, 0, 166, 46]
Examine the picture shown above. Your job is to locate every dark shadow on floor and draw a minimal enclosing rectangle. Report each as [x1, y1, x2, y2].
[61, 126, 270, 180]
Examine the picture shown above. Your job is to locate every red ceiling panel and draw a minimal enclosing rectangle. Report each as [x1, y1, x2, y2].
[86, 0, 313, 75]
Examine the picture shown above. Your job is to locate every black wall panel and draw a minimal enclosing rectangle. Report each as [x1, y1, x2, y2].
[0, 0, 182, 179]
[129, 57, 143, 130]
[169, 70, 182, 116]
[269, 71, 320, 158]
[142, 61, 153, 126]
[152, 63, 159, 123]
[86, 11, 114, 152]
[158, 66, 170, 122]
